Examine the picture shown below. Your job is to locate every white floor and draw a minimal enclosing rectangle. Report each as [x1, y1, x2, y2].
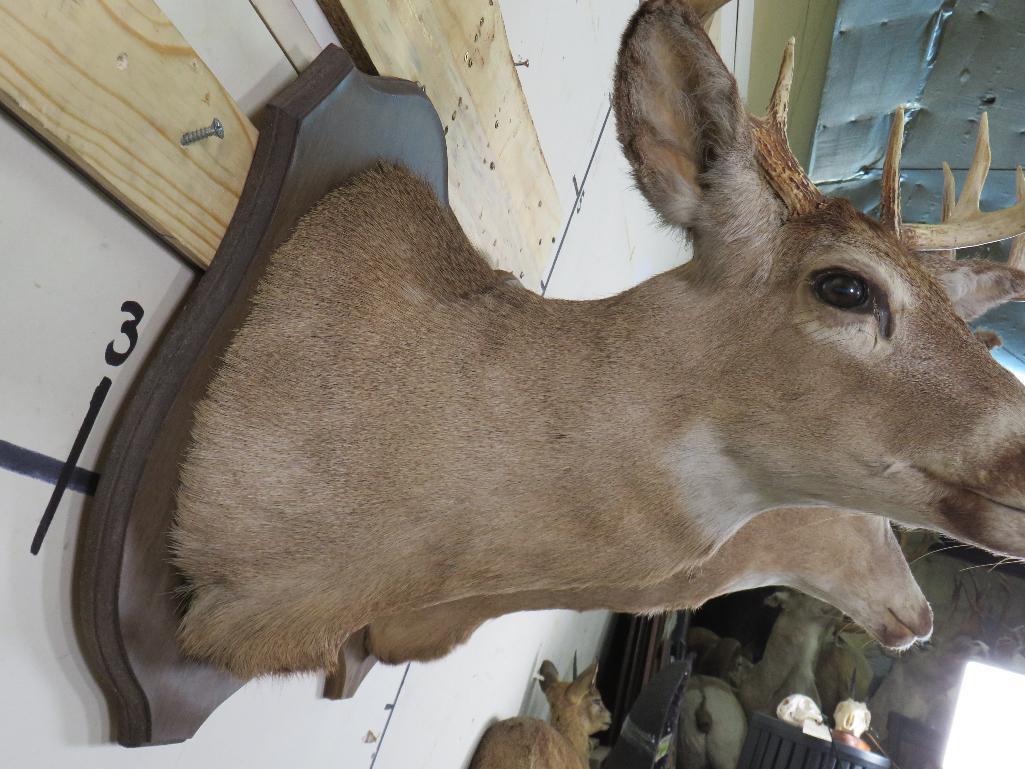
[0, 3, 700, 767]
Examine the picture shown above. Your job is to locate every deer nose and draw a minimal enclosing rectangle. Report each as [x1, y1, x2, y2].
[880, 604, 933, 649]
[907, 603, 934, 640]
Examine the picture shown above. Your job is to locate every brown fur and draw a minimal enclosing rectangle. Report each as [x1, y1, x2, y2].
[469, 661, 610, 769]
[470, 719, 582, 769]
[172, 0, 1025, 678]
[367, 509, 932, 664]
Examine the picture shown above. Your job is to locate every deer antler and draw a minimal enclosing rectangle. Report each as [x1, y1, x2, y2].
[883, 111, 1025, 251]
[917, 160, 960, 261]
[879, 107, 906, 233]
[742, 34, 1024, 247]
[691, 0, 733, 20]
[752, 38, 825, 218]
[936, 161, 958, 260]
[1011, 166, 1025, 269]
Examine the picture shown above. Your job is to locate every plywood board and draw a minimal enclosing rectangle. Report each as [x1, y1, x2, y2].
[0, 0, 258, 268]
[325, 0, 562, 287]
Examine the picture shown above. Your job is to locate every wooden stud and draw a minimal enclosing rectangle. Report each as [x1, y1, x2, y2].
[320, 0, 563, 287]
[0, 0, 258, 268]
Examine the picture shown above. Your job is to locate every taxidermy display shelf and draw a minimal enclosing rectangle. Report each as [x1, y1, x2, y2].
[74, 45, 446, 747]
[738, 714, 890, 769]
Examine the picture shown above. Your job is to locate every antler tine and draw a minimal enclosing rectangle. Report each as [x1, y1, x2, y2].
[752, 37, 823, 218]
[937, 161, 956, 260]
[692, 0, 733, 22]
[879, 107, 906, 234]
[768, 37, 796, 131]
[1010, 166, 1025, 270]
[952, 111, 992, 220]
[902, 113, 1025, 251]
[942, 161, 956, 221]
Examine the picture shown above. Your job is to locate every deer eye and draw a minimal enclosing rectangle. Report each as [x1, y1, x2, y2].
[813, 270, 870, 310]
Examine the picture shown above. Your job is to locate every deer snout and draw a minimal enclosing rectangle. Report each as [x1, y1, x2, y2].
[877, 603, 934, 650]
[904, 440, 1025, 557]
[964, 440, 1025, 505]
[933, 482, 1025, 560]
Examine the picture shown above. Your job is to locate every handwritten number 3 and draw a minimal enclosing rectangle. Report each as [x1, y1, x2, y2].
[105, 300, 144, 367]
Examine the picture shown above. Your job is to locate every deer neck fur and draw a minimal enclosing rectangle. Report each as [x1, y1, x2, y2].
[550, 717, 590, 765]
[488, 266, 782, 574]
[173, 166, 784, 676]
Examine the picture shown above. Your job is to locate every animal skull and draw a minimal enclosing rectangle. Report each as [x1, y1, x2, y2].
[777, 694, 823, 727]
[834, 699, 871, 738]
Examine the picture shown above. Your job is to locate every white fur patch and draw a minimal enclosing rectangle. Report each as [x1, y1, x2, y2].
[664, 423, 775, 548]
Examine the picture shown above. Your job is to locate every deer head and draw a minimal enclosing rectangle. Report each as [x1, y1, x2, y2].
[614, 0, 1025, 556]
[716, 510, 932, 649]
[366, 508, 932, 665]
[538, 659, 611, 757]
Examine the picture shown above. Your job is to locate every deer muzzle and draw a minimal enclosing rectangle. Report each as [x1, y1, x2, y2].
[877, 604, 934, 650]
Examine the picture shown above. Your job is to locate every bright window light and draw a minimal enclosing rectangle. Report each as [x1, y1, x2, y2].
[944, 661, 1025, 768]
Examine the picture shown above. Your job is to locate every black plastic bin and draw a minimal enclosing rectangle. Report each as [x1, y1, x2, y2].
[737, 713, 891, 769]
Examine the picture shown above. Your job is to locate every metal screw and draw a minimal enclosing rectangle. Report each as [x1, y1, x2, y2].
[180, 118, 224, 146]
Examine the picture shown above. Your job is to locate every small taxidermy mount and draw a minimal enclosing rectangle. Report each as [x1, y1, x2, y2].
[73, 0, 1025, 748]
[469, 659, 610, 769]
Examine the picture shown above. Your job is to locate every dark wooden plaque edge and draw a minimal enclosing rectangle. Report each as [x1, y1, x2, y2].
[75, 45, 447, 747]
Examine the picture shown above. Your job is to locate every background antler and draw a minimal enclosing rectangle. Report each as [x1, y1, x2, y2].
[884, 111, 1025, 251]
[879, 107, 906, 233]
[936, 161, 958, 260]
[691, 0, 733, 21]
[696, 6, 1023, 250]
[1011, 166, 1025, 269]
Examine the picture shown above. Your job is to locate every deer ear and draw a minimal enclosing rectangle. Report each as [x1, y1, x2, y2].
[975, 328, 1003, 350]
[918, 254, 1025, 322]
[539, 660, 560, 692]
[613, 0, 757, 230]
[765, 590, 790, 609]
[568, 660, 599, 702]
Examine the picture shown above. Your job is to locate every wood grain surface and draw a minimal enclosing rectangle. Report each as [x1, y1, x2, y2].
[0, 0, 258, 268]
[324, 0, 562, 288]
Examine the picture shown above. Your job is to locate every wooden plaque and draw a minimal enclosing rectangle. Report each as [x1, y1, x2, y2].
[76, 45, 447, 747]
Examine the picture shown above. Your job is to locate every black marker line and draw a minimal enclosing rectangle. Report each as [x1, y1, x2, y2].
[0, 439, 99, 495]
[30, 377, 112, 555]
[541, 100, 612, 296]
[369, 662, 411, 769]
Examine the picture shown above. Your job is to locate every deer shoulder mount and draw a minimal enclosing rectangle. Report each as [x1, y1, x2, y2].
[172, 0, 1025, 678]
